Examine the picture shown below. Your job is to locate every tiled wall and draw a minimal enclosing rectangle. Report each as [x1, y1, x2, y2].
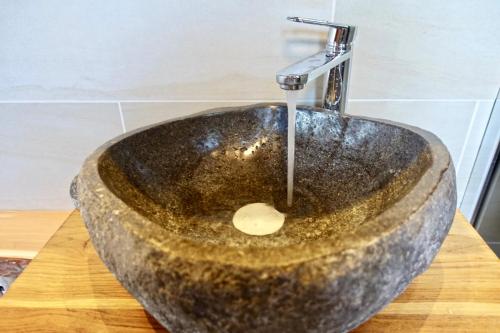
[0, 0, 499, 210]
[335, 0, 500, 218]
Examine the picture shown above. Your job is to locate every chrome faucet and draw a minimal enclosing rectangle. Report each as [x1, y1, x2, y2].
[276, 17, 357, 115]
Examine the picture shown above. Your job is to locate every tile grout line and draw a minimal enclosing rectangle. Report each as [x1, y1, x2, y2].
[349, 99, 492, 103]
[455, 101, 480, 184]
[0, 99, 495, 104]
[0, 99, 294, 104]
[117, 102, 126, 133]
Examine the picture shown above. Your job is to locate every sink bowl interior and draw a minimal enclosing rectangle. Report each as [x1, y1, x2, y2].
[98, 105, 432, 248]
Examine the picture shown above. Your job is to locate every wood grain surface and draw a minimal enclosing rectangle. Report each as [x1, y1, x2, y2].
[0, 210, 498, 332]
[0, 211, 72, 259]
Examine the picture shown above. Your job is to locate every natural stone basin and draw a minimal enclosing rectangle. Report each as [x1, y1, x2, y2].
[76, 104, 456, 333]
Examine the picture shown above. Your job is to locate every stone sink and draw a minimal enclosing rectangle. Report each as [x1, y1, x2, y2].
[75, 104, 456, 333]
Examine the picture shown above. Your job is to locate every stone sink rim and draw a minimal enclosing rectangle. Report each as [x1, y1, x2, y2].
[77, 103, 452, 270]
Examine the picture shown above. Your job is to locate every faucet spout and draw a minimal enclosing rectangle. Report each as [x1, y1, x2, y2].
[276, 50, 351, 90]
[275, 16, 357, 115]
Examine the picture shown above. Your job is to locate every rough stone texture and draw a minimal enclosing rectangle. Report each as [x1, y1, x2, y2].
[76, 104, 456, 333]
[0, 258, 31, 296]
[69, 175, 80, 209]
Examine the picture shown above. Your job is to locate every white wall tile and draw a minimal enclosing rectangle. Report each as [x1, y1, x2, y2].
[2, 1, 497, 101]
[0, 0, 497, 211]
[0, 103, 123, 209]
[454, 101, 495, 204]
[0, 0, 332, 101]
[336, 0, 500, 99]
[347, 100, 477, 202]
[460, 99, 499, 219]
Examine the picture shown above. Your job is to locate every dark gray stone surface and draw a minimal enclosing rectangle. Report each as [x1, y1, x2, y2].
[76, 104, 456, 333]
[0, 258, 30, 296]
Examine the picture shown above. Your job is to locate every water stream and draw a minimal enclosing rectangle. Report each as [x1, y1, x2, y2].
[232, 91, 299, 235]
[286, 90, 299, 207]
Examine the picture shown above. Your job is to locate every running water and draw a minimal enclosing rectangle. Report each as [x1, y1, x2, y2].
[230, 91, 297, 234]
[286, 90, 298, 207]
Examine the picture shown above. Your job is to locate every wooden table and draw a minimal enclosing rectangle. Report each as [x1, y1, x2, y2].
[0, 211, 71, 259]
[0, 210, 498, 332]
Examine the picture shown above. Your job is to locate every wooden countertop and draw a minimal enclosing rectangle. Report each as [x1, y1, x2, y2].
[0, 210, 498, 332]
[0, 211, 71, 259]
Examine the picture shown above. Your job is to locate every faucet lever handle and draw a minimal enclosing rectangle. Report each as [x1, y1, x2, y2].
[287, 16, 356, 53]
[287, 16, 348, 29]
